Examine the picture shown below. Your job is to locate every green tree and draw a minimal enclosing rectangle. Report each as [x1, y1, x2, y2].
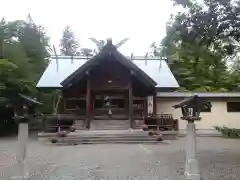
[0, 16, 52, 135]
[60, 26, 80, 56]
[158, 0, 240, 92]
[0, 17, 51, 106]
[19, 24, 50, 77]
[80, 48, 94, 57]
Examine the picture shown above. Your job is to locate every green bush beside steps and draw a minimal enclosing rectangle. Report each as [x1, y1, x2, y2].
[214, 126, 240, 138]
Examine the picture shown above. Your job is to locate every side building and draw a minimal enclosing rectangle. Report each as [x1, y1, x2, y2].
[157, 92, 240, 130]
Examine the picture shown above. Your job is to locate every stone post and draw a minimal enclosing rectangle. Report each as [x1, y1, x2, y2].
[15, 117, 29, 180]
[173, 94, 210, 180]
[185, 121, 201, 180]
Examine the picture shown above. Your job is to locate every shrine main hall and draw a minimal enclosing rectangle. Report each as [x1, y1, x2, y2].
[37, 39, 179, 130]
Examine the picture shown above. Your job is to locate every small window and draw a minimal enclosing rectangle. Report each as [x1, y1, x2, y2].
[111, 99, 125, 108]
[227, 102, 240, 112]
[66, 99, 86, 110]
[94, 99, 104, 109]
[201, 102, 212, 112]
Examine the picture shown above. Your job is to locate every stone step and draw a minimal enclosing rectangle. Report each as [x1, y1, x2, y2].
[90, 120, 130, 130]
[65, 135, 152, 139]
[61, 135, 174, 141]
[55, 140, 170, 145]
[38, 130, 178, 145]
[42, 132, 177, 145]
[52, 136, 171, 145]
[62, 136, 157, 141]
[38, 130, 177, 138]
[73, 120, 85, 130]
[90, 126, 130, 130]
[93, 116, 129, 120]
[59, 139, 158, 144]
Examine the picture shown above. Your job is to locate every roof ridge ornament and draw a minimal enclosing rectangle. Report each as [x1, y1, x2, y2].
[89, 37, 130, 50]
[115, 38, 130, 48]
[106, 38, 112, 45]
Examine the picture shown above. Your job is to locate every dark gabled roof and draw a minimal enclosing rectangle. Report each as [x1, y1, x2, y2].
[61, 40, 157, 88]
[173, 94, 211, 109]
[110, 46, 157, 86]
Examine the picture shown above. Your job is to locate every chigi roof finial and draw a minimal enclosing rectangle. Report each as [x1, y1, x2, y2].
[106, 38, 112, 45]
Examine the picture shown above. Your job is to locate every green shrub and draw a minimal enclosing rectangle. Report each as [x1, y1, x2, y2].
[43, 114, 75, 132]
[214, 126, 240, 138]
[0, 119, 18, 136]
[28, 116, 44, 131]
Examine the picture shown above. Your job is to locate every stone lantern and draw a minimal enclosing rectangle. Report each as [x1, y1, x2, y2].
[13, 93, 42, 180]
[173, 94, 211, 180]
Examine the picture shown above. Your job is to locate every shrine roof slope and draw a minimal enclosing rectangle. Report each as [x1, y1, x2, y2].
[61, 43, 157, 88]
[36, 56, 179, 88]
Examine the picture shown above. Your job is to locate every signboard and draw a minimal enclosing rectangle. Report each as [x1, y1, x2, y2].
[147, 96, 153, 115]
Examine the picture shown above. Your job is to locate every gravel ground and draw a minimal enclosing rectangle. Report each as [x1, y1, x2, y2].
[0, 137, 240, 179]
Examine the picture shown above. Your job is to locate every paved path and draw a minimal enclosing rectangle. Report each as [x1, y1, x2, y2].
[0, 137, 240, 179]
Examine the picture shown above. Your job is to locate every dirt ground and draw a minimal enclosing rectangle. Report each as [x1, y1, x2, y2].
[0, 137, 240, 179]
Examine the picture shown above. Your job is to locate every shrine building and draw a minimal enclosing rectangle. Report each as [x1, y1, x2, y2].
[37, 39, 240, 130]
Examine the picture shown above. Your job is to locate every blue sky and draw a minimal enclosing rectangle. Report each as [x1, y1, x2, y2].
[0, 0, 180, 56]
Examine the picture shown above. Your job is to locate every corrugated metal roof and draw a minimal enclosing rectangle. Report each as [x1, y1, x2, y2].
[157, 92, 240, 98]
[36, 56, 179, 88]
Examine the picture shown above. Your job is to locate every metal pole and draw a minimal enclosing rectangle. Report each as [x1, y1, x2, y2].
[185, 121, 201, 180]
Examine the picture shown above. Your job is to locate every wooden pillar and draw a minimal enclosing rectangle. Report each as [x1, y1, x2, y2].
[86, 73, 92, 129]
[124, 91, 128, 115]
[63, 99, 66, 113]
[153, 90, 157, 115]
[58, 99, 64, 113]
[129, 81, 133, 128]
[144, 97, 148, 117]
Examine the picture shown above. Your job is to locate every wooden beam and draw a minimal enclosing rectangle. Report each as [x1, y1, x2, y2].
[144, 97, 148, 118]
[153, 91, 157, 115]
[129, 80, 133, 128]
[86, 75, 92, 129]
[63, 99, 66, 113]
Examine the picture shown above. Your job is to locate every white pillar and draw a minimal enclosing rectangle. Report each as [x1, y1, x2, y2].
[14, 122, 29, 180]
[185, 122, 201, 180]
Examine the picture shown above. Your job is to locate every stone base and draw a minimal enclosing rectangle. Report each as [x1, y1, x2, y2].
[185, 158, 201, 180]
[6, 162, 29, 180]
[185, 173, 201, 180]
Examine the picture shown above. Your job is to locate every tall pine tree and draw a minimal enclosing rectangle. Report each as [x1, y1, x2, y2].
[59, 26, 80, 56]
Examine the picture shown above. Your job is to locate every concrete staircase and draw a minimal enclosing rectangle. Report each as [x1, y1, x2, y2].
[38, 130, 178, 145]
[90, 120, 130, 130]
[74, 120, 85, 130]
